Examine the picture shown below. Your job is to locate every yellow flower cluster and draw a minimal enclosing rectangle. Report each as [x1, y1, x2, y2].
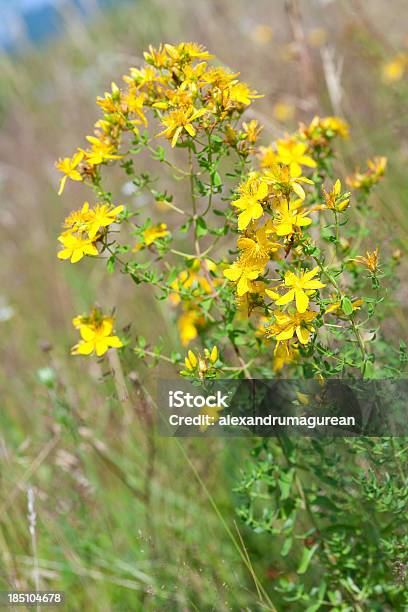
[346, 157, 387, 191]
[322, 179, 350, 213]
[298, 115, 349, 145]
[57, 201, 124, 263]
[170, 259, 218, 346]
[133, 223, 169, 251]
[55, 42, 262, 193]
[224, 163, 316, 296]
[224, 119, 349, 358]
[71, 309, 123, 357]
[184, 346, 219, 377]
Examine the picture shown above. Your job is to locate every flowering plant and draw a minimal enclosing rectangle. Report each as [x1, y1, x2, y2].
[56, 42, 401, 379]
[56, 42, 406, 609]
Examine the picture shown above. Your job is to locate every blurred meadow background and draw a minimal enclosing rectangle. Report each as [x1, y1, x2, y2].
[0, 0, 407, 609]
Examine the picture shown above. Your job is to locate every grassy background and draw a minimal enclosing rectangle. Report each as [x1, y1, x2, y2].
[0, 0, 407, 609]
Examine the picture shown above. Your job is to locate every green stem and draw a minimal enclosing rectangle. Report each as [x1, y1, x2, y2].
[313, 255, 368, 375]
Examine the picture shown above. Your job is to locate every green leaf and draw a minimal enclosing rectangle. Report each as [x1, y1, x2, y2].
[297, 544, 319, 575]
[137, 336, 146, 348]
[281, 537, 293, 557]
[153, 145, 165, 162]
[363, 360, 375, 379]
[166, 267, 179, 285]
[107, 256, 116, 273]
[196, 217, 208, 237]
[341, 296, 353, 316]
[212, 171, 222, 187]
[278, 468, 295, 500]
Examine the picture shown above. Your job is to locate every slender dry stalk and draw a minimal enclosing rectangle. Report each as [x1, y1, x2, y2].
[285, 0, 318, 111]
[27, 487, 41, 611]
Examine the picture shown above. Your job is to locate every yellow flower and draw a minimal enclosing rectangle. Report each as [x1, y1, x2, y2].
[122, 88, 148, 126]
[223, 259, 264, 296]
[185, 349, 198, 369]
[61, 202, 123, 245]
[272, 342, 299, 372]
[178, 308, 204, 346]
[228, 82, 263, 106]
[183, 346, 220, 379]
[367, 156, 387, 175]
[144, 44, 169, 68]
[325, 298, 363, 316]
[382, 54, 407, 83]
[242, 119, 262, 143]
[235, 282, 266, 318]
[73, 307, 112, 330]
[237, 222, 281, 264]
[57, 233, 98, 264]
[232, 175, 268, 230]
[352, 248, 380, 273]
[128, 65, 159, 89]
[165, 42, 213, 63]
[300, 116, 349, 143]
[84, 136, 123, 165]
[322, 179, 350, 212]
[153, 87, 195, 111]
[273, 101, 295, 122]
[169, 259, 216, 305]
[179, 62, 208, 93]
[265, 310, 317, 345]
[134, 223, 169, 250]
[320, 116, 349, 138]
[258, 145, 277, 168]
[87, 203, 124, 239]
[201, 66, 238, 88]
[96, 81, 124, 115]
[55, 151, 84, 195]
[158, 107, 207, 147]
[273, 267, 325, 313]
[72, 317, 122, 357]
[209, 345, 218, 363]
[346, 157, 387, 190]
[276, 140, 316, 177]
[250, 24, 273, 45]
[63, 201, 92, 233]
[272, 199, 312, 236]
[264, 164, 313, 200]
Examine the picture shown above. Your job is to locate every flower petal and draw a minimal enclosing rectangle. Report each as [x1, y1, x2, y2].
[292, 182, 306, 200]
[276, 325, 295, 341]
[80, 326, 96, 341]
[75, 341, 95, 355]
[95, 340, 109, 356]
[296, 325, 310, 344]
[224, 266, 241, 282]
[276, 289, 295, 306]
[302, 267, 319, 281]
[304, 280, 325, 289]
[70, 250, 84, 264]
[295, 289, 309, 313]
[108, 336, 123, 349]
